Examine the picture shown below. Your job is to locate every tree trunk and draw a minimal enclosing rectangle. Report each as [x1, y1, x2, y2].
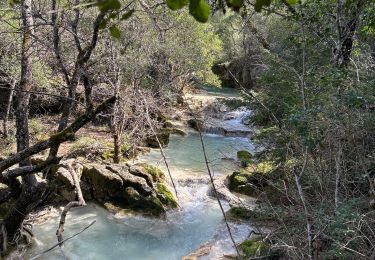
[3, 80, 15, 138]
[2, 0, 38, 246]
[335, 0, 365, 68]
[113, 133, 120, 163]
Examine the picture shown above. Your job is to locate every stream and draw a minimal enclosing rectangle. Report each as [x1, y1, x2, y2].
[25, 92, 255, 260]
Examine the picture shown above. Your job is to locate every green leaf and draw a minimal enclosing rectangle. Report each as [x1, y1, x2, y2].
[254, 0, 272, 12]
[109, 13, 117, 19]
[189, 0, 211, 23]
[166, 0, 189, 10]
[285, 0, 297, 4]
[8, 0, 20, 5]
[120, 9, 135, 20]
[109, 25, 121, 38]
[226, 0, 244, 11]
[99, 19, 108, 29]
[97, 0, 121, 13]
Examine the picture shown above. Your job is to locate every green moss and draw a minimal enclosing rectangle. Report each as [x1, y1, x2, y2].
[228, 172, 248, 190]
[101, 149, 114, 161]
[148, 196, 166, 216]
[71, 136, 97, 151]
[227, 206, 280, 222]
[156, 183, 178, 208]
[234, 175, 247, 184]
[237, 150, 252, 167]
[239, 238, 269, 257]
[142, 164, 165, 182]
[227, 206, 253, 220]
[29, 118, 49, 142]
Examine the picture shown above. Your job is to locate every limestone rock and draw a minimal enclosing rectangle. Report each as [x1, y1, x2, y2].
[145, 132, 170, 148]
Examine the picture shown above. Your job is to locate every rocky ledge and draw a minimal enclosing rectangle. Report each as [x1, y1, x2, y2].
[50, 159, 178, 217]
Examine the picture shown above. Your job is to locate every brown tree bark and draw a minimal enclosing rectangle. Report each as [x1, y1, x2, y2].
[335, 0, 365, 68]
[2, 0, 38, 248]
[3, 80, 15, 138]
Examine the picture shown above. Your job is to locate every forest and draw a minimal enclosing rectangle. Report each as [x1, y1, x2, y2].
[0, 0, 374, 259]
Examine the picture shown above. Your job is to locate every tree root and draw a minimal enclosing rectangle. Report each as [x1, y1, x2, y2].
[56, 162, 86, 247]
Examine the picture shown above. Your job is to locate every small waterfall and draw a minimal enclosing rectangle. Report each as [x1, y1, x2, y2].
[203, 108, 253, 137]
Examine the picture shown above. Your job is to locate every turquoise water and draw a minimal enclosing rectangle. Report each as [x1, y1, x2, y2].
[25, 133, 254, 260]
[137, 133, 254, 176]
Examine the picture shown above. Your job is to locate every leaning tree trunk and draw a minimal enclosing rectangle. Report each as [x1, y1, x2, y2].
[2, 0, 40, 248]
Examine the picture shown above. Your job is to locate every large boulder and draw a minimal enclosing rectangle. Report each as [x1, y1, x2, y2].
[50, 160, 177, 216]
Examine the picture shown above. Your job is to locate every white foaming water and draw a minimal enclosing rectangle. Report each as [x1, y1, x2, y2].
[25, 133, 254, 260]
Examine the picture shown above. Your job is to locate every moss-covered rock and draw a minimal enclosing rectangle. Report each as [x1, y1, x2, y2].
[50, 160, 176, 217]
[239, 238, 283, 259]
[228, 170, 271, 197]
[237, 150, 252, 167]
[141, 164, 165, 182]
[226, 206, 276, 222]
[156, 183, 178, 208]
[239, 238, 270, 258]
[228, 172, 259, 196]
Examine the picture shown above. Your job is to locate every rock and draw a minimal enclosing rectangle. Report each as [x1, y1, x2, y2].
[239, 238, 270, 258]
[219, 105, 227, 112]
[228, 171, 261, 197]
[145, 132, 170, 148]
[161, 128, 187, 136]
[242, 117, 251, 125]
[50, 160, 176, 216]
[129, 163, 165, 183]
[187, 118, 203, 131]
[226, 206, 277, 224]
[207, 176, 242, 204]
[82, 164, 124, 200]
[0, 184, 13, 218]
[163, 121, 174, 128]
[105, 164, 153, 196]
[183, 242, 213, 260]
[156, 183, 178, 208]
[52, 159, 84, 201]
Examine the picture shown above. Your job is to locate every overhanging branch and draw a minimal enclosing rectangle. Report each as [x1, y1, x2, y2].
[0, 96, 116, 173]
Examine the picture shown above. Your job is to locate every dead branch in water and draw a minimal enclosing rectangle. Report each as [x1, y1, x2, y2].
[56, 162, 86, 251]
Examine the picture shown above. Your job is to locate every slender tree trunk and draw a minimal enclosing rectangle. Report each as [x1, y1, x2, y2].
[3, 80, 15, 138]
[2, 0, 39, 246]
[335, 0, 364, 68]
